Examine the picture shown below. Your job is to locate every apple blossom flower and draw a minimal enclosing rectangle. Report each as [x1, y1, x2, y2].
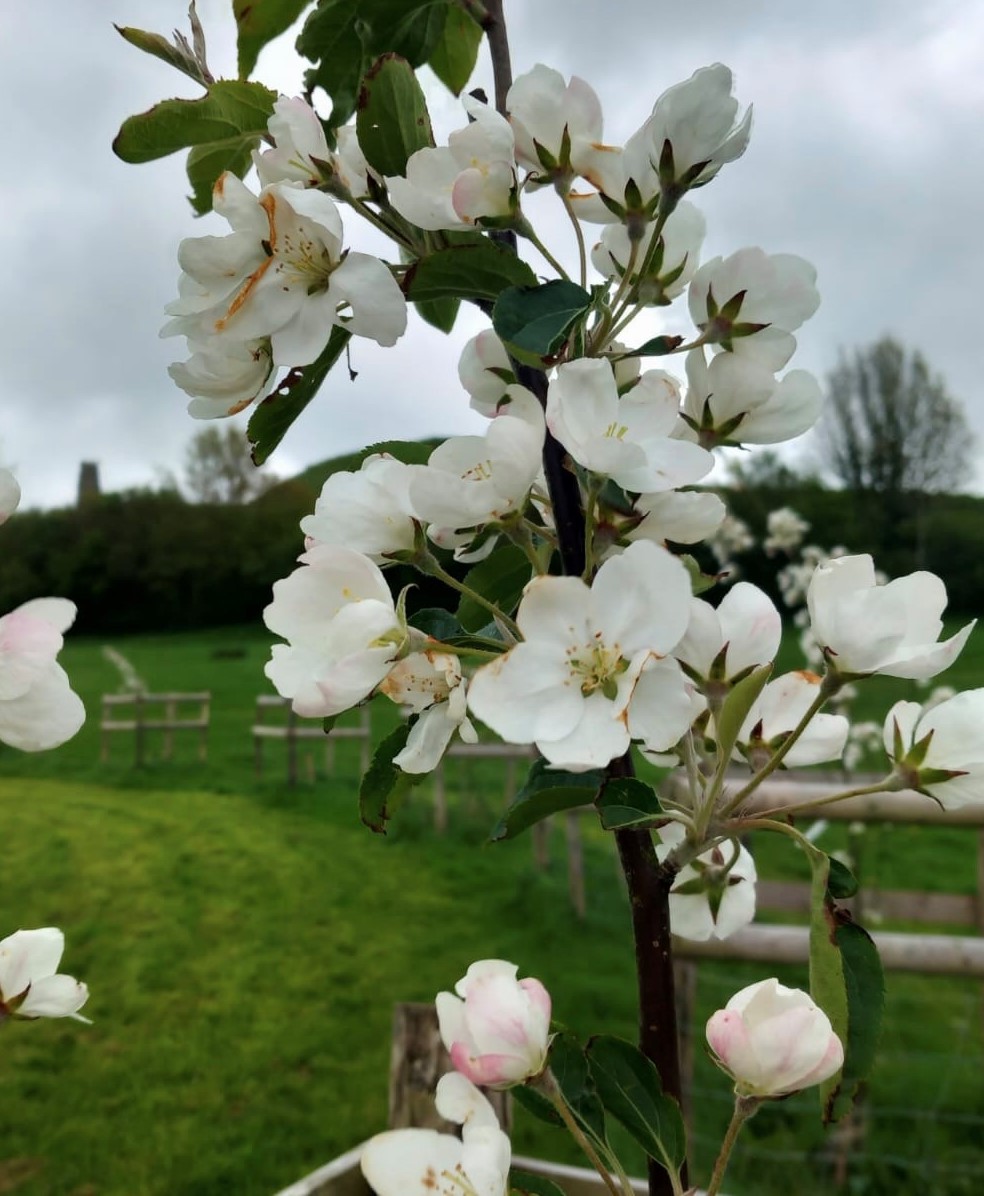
[467, 541, 692, 769]
[387, 99, 516, 231]
[168, 336, 275, 418]
[546, 358, 713, 493]
[378, 651, 478, 774]
[764, 507, 810, 556]
[806, 554, 974, 680]
[253, 96, 331, 188]
[0, 928, 89, 1022]
[884, 691, 984, 809]
[361, 1072, 510, 1196]
[707, 978, 843, 1097]
[408, 392, 544, 532]
[682, 349, 823, 448]
[300, 454, 417, 563]
[163, 174, 406, 367]
[656, 823, 757, 942]
[591, 202, 706, 303]
[628, 489, 726, 547]
[0, 467, 20, 522]
[0, 598, 85, 752]
[506, 64, 603, 180]
[458, 330, 515, 418]
[263, 545, 406, 718]
[674, 583, 781, 686]
[689, 248, 820, 370]
[626, 657, 707, 759]
[640, 64, 752, 193]
[437, 959, 551, 1089]
[736, 671, 849, 767]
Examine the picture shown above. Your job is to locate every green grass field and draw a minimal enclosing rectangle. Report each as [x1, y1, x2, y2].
[1, 625, 983, 1194]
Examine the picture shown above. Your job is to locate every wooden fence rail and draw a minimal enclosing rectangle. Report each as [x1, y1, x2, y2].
[100, 692, 210, 765]
[252, 697, 372, 785]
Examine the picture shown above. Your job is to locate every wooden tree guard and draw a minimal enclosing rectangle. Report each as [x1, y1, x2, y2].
[388, 1002, 511, 1132]
[100, 692, 210, 764]
[252, 697, 371, 785]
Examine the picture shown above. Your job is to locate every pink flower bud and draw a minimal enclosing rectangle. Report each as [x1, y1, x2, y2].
[436, 960, 551, 1089]
[706, 978, 843, 1097]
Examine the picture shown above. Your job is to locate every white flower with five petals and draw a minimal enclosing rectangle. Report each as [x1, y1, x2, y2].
[378, 651, 478, 774]
[0, 928, 89, 1022]
[0, 598, 85, 752]
[467, 541, 692, 769]
[546, 359, 712, 493]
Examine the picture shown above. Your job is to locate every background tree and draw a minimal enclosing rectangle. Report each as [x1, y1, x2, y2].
[820, 336, 973, 499]
[182, 425, 278, 504]
[818, 336, 973, 564]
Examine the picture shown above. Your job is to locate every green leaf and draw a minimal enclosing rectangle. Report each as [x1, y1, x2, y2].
[356, 53, 434, 177]
[234, 0, 311, 79]
[297, 0, 450, 128]
[492, 759, 603, 841]
[428, 4, 483, 94]
[826, 857, 859, 900]
[405, 242, 538, 303]
[826, 916, 884, 1121]
[550, 1033, 608, 1147]
[359, 721, 424, 833]
[247, 327, 351, 465]
[114, 24, 208, 87]
[508, 1171, 566, 1196]
[630, 334, 685, 357]
[596, 775, 669, 831]
[511, 1084, 563, 1128]
[113, 80, 276, 214]
[408, 608, 465, 641]
[806, 847, 848, 1083]
[713, 663, 773, 762]
[414, 295, 460, 333]
[679, 552, 721, 595]
[456, 543, 531, 632]
[586, 1035, 687, 1176]
[492, 281, 593, 365]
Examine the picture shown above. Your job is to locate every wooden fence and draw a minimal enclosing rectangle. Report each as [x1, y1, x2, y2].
[99, 692, 210, 764]
[252, 697, 371, 784]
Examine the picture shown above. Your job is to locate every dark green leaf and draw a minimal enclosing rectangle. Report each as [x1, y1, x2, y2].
[428, 4, 483, 94]
[113, 80, 276, 214]
[359, 721, 424, 833]
[597, 775, 669, 831]
[508, 1170, 566, 1196]
[586, 1035, 687, 1175]
[297, 0, 450, 128]
[492, 281, 593, 365]
[630, 335, 685, 357]
[456, 543, 531, 632]
[296, 0, 368, 128]
[354, 439, 437, 468]
[714, 663, 773, 762]
[826, 857, 859, 900]
[805, 848, 849, 1107]
[492, 759, 603, 841]
[234, 0, 311, 79]
[114, 24, 208, 87]
[248, 327, 351, 465]
[551, 1033, 608, 1147]
[679, 553, 722, 595]
[356, 53, 434, 177]
[409, 608, 465, 641]
[414, 295, 460, 333]
[322, 714, 338, 735]
[405, 242, 538, 303]
[825, 915, 884, 1121]
[511, 1084, 563, 1128]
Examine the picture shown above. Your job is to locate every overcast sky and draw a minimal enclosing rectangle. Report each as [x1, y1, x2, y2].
[3, 0, 983, 507]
